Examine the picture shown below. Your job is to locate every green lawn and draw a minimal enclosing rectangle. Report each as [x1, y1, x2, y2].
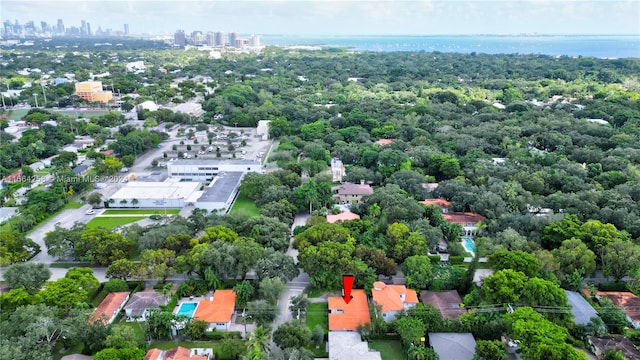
[102, 209, 180, 215]
[230, 191, 259, 217]
[370, 340, 405, 360]
[119, 321, 147, 344]
[86, 216, 147, 230]
[306, 302, 328, 334]
[5, 108, 29, 121]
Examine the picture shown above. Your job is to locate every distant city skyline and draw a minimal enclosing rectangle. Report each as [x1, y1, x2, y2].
[2, 0, 639, 36]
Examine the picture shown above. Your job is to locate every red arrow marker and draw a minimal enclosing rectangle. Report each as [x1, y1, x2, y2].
[342, 274, 354, 304]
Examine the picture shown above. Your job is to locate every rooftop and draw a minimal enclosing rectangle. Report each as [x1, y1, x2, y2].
[335, 183, 374, 196]
[588, 336, 640, 359]
[194, 290, 236, 324]
[170, 159, 261, 166]
[421, 290, 465, 319]
[109, 180, 201, 201]
[91, 291, 130, 324]
[429, 332, 477, 360]
[442, 212, 485, 225]
[421, 198, 451, 208]
[565, 290, 598, 326]
[197, 172, 243, 203]
[145, 346, 208, 360]
[124, 291, 167, 318]
[371, 282, 418, 313]
[326, 211, 361, 223]
[328, 331, 382, 360]
[588, 290, 640, 323]
[373, 139, 394, 146]
[328, 290, 371, 331]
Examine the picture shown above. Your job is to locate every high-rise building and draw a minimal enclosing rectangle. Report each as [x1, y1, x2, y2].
[206, 32, 215, 46]
[249, 35, 260, 47]
[81, 20, 87, 35]
[56, 19, 64, 34]
[228, 32, 239, 47]
[174, 30, 187, 47]
[75, 81, 113, 103]
[214, 32, 225, 46]
[40, 21, 48, 32]
[87, 22, 91, 36]
[124, 24, 129, 35]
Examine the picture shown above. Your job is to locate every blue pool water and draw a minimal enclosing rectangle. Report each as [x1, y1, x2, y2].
[463, 237, 476, 253]
[176, 302, 197, 317]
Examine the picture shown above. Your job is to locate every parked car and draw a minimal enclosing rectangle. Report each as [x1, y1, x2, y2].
[85, 210, 96, 215]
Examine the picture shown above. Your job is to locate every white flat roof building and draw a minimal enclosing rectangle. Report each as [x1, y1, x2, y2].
[195, 172, 244, 214]
[168, 159, 263, 182]
[107, 179, 201, 208]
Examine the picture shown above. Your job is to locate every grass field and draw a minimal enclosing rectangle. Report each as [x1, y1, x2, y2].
[369, 340, 405, 360]
[102, 209, 180, 215]
[120, 321, 147, 344]
[86, 216, 147, 229]
[306, 302, 329, 334]
[4, 108, 29, 121]
[230, 190, 260, 217]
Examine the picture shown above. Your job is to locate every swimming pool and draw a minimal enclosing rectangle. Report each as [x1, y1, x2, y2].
[176, 302, 198, 317]
[462, 237, 476, 253]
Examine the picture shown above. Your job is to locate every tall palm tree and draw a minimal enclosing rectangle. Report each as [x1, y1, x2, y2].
[120, 199, 128, 207]
[248, 326, 270, 354]
[131, 198, 139, 208]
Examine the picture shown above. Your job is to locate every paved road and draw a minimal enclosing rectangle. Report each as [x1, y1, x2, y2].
[271, 213, 310, 352]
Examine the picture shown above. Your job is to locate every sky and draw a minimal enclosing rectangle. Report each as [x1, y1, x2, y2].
[2, 0, 639, 36]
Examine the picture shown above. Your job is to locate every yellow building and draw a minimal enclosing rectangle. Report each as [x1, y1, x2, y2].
[74, 81, 113, 103]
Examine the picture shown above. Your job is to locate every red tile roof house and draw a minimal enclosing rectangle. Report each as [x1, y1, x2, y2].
[144, 346, 212, 360]
[442, 212, 486, 237]
[326, 211, 361, 224]
[371, 282, 419, 322]
[90, 291, 130, 325]
[584, 290, 640, 330]
[193, 290, 236, 331]
[421, 290, 466, 319]
[3, 171, 23, 183]
[328, 289, 371, 331]
[421, 198, 452, 213]
[332, 182, 374, 205]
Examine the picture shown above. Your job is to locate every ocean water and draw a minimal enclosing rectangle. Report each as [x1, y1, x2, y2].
[260, 35, 640, 58]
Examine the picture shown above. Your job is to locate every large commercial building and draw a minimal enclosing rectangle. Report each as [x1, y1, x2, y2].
[106, 179, 201, 209]
[195, 172, 244, 215]
[214, 32, 225, 46]
[74, 81, 113, 103]
[168, 160, 263, 182]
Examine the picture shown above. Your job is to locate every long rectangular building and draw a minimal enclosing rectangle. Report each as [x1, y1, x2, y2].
[168, 159, 263, 182]
[195, 172, 244, 214]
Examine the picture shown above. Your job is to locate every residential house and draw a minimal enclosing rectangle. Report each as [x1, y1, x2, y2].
[331, 158, 346, 182]
[3, 171, 23, 183]
[585, 290, 640, 329]
[587, 336, 640, 359]
[60, 355, 93, 360]
[124, 291, 168, 321]
[328, 331, 381, 360]
[429, 332, 477, 360]
[73, 136, 95, 148]
[326, 211, 361, 224]
[421, 198, 451, 213]
[442, 212, 485, 237]
[421, 290, 465, 319]
[565, 290, 598, 326]
[63, 144, 85, 153]
[72, 164, 90, 176]
[371, 281, 418, 322]
[29, 161, 45, 172]
[91, 291, 130, 325]
[328, 290, 371, 331]
[332, 182, 374, 205]
[193, 290, 236, 331]
[144, 346, 212, 360]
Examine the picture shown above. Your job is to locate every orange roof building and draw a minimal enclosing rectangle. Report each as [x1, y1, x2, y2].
[326, 211, 361, 223]
[421, 198, 451, 212]
[91, 291, 130, 325]
[328, 289, 371, 331]
[442, 212, 486, 237]
[144, 346, 210, 360]
[194, 290, 236, 331]
[371, 282, 419, 322]
[584, 290, 640, 329]
[373, 139, 394, 146]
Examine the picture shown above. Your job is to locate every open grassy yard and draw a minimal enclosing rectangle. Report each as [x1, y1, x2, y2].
[230, 190, 259, 217]
[306, 302, 328, 333]
[369, 340, 405, 360]
[102, 209, 180, 215]
[86, 216, 147, 230]
[119, 321, 147, 344]
[150, 340, 247, 360]
[5, 108, 29, 120]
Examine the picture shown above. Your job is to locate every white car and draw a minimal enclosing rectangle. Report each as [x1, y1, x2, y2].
[85, 210, 96, 215]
